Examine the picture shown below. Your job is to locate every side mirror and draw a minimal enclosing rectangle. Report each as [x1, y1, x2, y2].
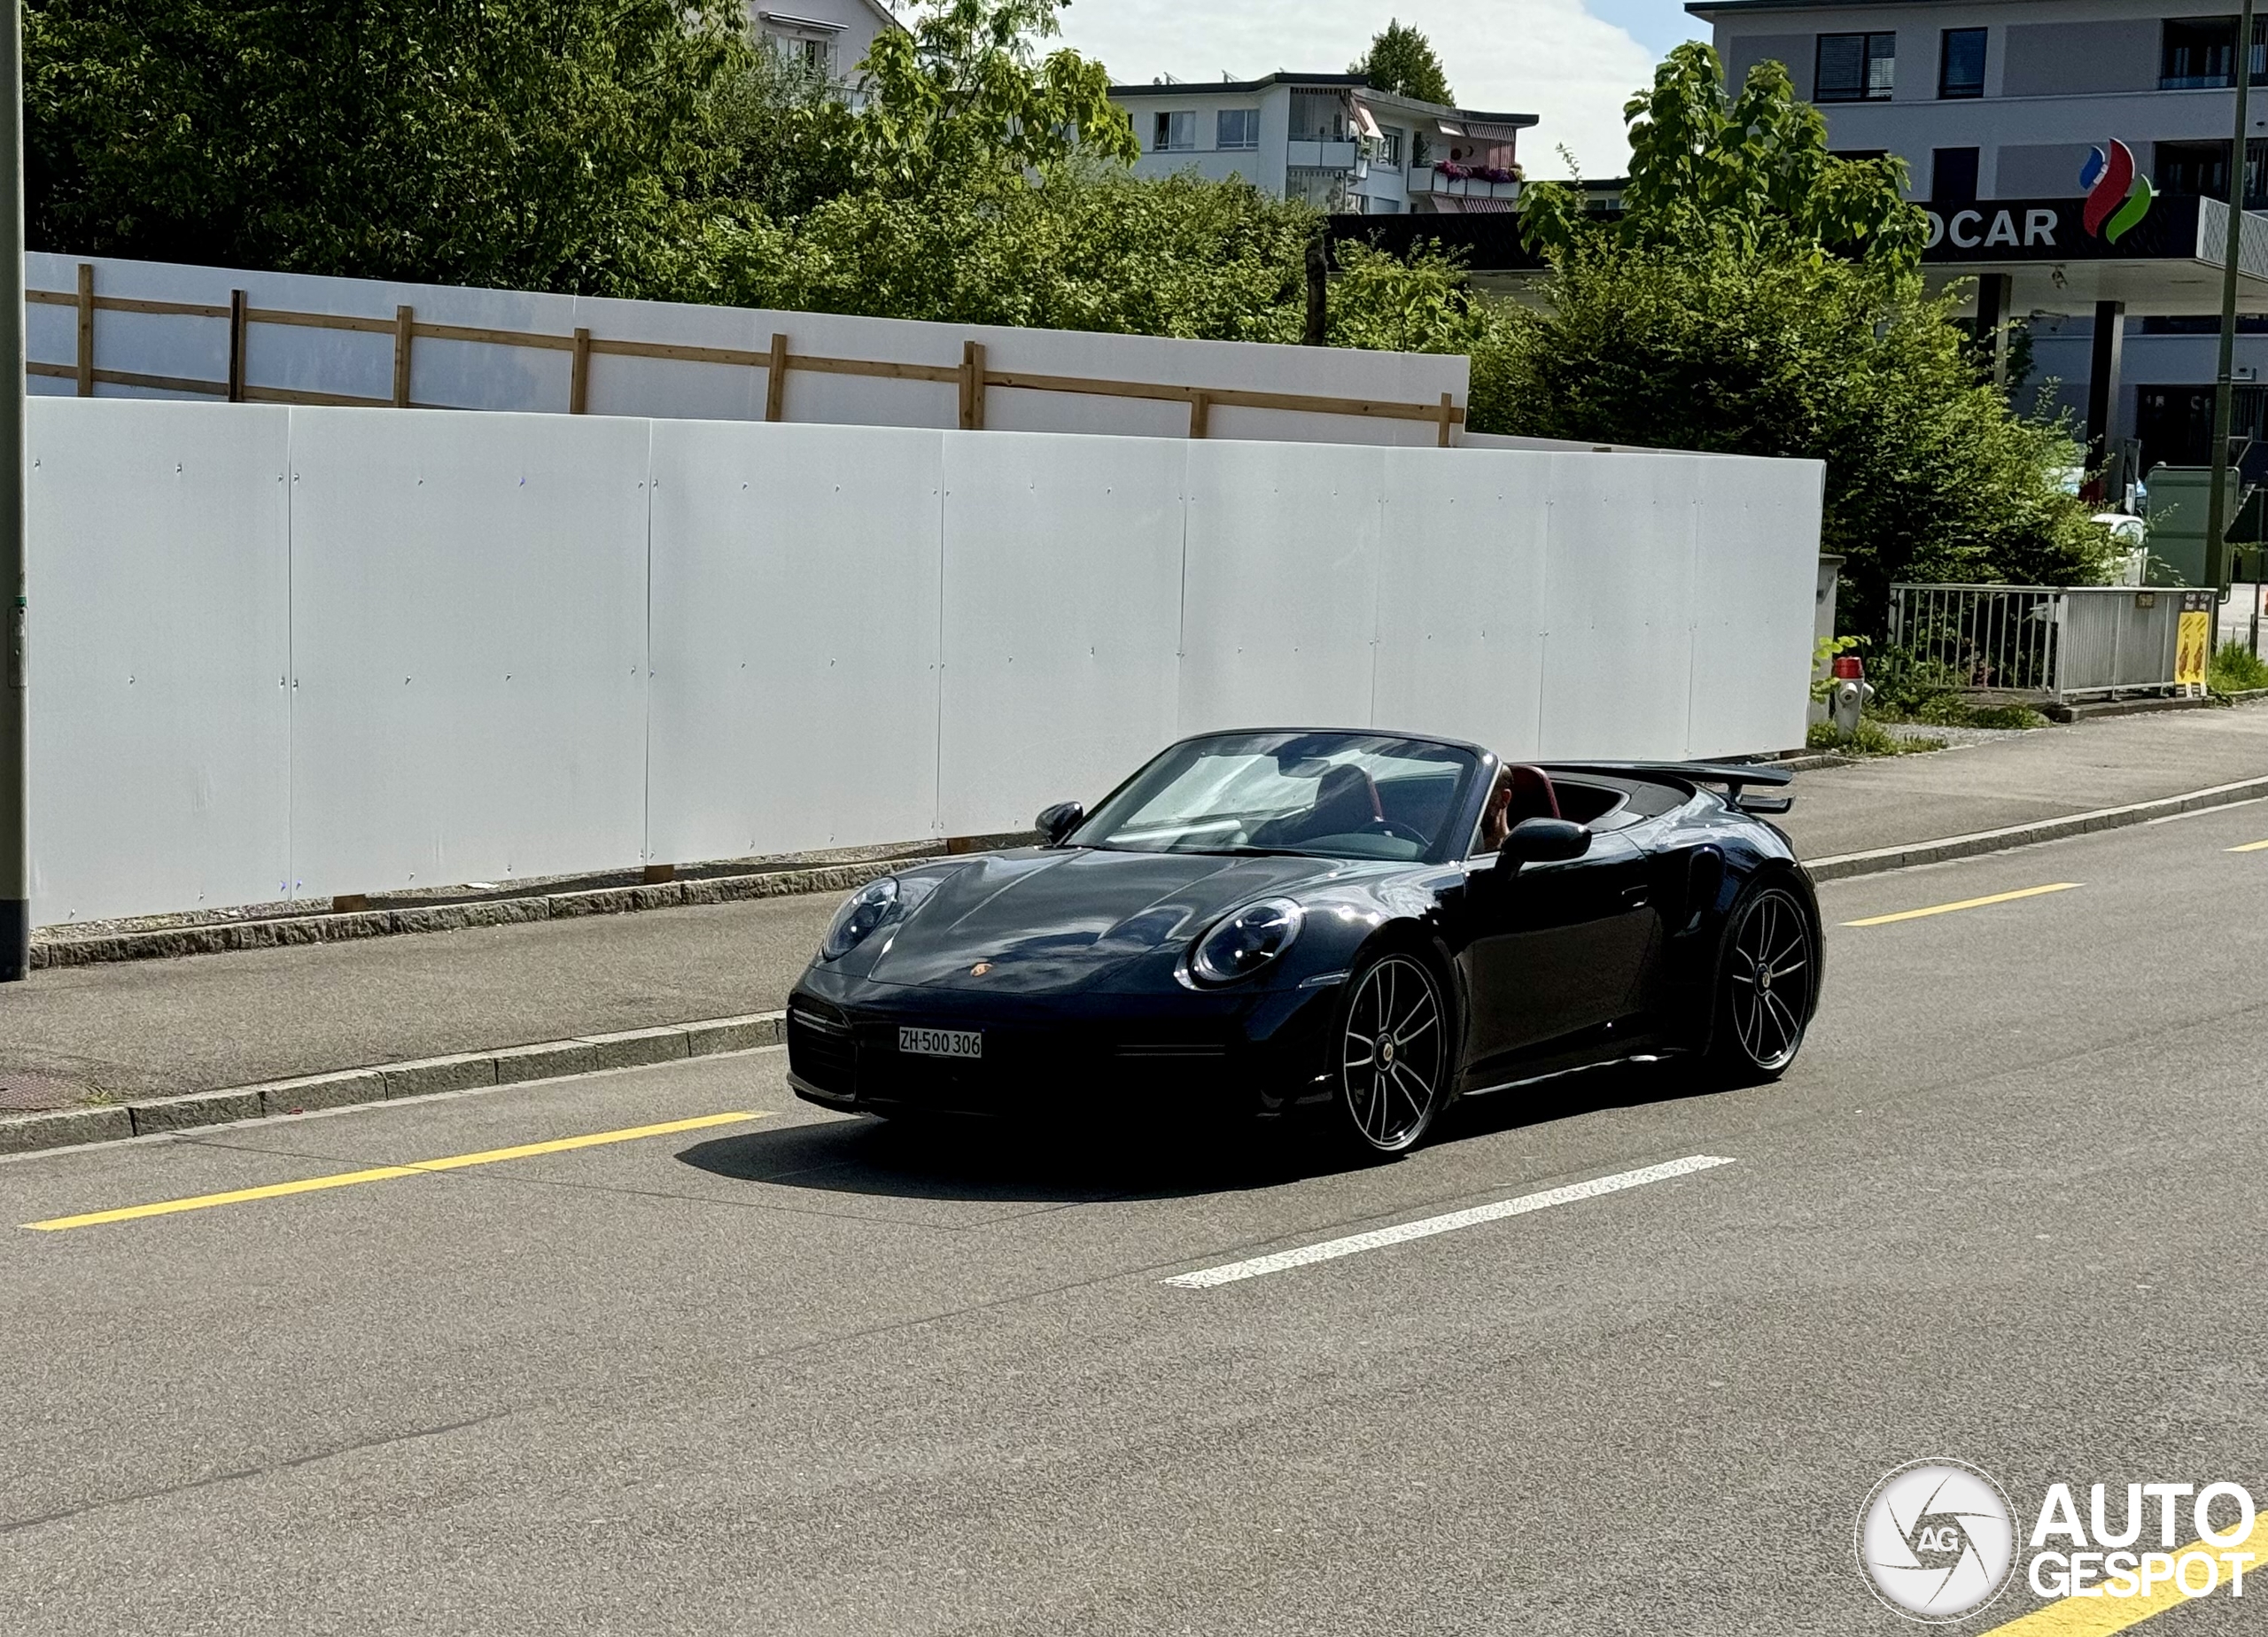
[1499, 817, 1590, 868]
[1036, 801, 1084, 845]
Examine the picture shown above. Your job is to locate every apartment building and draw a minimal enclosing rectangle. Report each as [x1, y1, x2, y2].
[1688, 0, 2268, 487]
[1109, 74, 1537, 213]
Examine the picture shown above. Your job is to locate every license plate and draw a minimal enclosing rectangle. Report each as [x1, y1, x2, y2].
[898, 1027, 983, 1059]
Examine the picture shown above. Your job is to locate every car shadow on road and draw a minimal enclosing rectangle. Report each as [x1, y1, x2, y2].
[678, 1059, 1725, 1205]
[1432, 1058, 1737, 1144]
[676, 1108, 1370, 1206]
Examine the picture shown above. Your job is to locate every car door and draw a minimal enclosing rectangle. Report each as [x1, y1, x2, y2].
[1453, 831, 1660, 1077]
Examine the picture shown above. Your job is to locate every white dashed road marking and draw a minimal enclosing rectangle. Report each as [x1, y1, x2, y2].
[1162, 1153, 1739, 1289]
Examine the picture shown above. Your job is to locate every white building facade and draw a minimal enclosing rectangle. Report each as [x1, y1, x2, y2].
[1688, 0, 2268, 493]
[748, 0, 899, 89]
[1108, 74, 1535, 213]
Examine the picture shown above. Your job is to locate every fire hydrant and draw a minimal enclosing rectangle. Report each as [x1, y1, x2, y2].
[1830, 655, 1874, 736]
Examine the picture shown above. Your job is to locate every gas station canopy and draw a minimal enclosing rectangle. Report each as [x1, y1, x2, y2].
[1920, 194, 2268, 318]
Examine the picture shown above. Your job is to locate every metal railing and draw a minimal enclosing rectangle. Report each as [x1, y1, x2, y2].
[1887, 583, 2202, 702]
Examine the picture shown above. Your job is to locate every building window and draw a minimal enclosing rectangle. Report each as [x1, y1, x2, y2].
[1216, 108, 1259, 150]
[2158, 137, 2268, 206]
[1932, 147, 1980, 203]
[1938, 28, 1986, 97]
[763, 31, 835, 77]
[2157, 17, 2268, 89]
[2157, 139, 2233, 199]
[1152, 111, 1196, 151]
[1816, 32, 1896, 102]
[1374, 127, 1403, 167]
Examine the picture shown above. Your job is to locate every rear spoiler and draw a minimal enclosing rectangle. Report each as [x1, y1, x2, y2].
[1542, 759, 1796, 813]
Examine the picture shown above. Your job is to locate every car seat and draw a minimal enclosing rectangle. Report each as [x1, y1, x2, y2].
[1502, 764, 1560, 825]
[1257, 763, 1382, 845]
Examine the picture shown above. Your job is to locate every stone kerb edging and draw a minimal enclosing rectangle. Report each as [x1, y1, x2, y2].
[0, 1013, 787, 1155]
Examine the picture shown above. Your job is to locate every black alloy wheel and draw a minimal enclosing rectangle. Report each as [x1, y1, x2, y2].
[1339, 952, 1449, 1154]
[1712, 882, 1815, 1080]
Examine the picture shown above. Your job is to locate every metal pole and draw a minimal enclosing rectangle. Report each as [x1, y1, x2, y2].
[2208, 0, 2257, 595]
[0, 0, 24, 981]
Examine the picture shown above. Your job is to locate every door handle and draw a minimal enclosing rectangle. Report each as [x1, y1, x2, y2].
[1622, 884, 1651, 908]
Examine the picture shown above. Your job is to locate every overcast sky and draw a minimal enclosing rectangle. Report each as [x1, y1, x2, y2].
[1054, 0, 1709, 180]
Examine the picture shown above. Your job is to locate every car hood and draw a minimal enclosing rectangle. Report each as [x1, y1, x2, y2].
[869, 848, 1354, 993]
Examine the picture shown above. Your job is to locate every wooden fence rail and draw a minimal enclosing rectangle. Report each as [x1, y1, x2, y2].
[27, 263, 1465, 444]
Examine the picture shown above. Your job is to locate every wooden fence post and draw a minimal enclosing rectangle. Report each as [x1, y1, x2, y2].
[959, 339, 989, 431]
[392, 306, 415, 407]
[1189, 392, 1211, 439]
[569, 327, 591, 415]
[74, 264, 94, 396]
[1436, 392, 1455, 447]
[765, 332, 788, 422]
[227, 290, 248, 403]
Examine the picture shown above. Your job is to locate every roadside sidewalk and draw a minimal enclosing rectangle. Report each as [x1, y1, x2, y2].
[1774, 703, 2268, 858]
[3, 702, 2263, 1127]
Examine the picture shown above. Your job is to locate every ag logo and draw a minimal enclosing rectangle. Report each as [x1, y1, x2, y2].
[1856, 1459, 2018, 1622]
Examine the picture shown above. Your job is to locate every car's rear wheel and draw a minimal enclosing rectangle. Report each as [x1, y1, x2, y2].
[1337, 951, 1449, 1155]
[1706, 881, 1816, 1082]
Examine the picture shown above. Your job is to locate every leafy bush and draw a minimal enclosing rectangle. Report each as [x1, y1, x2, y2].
[1854, 647, 2047, 728]
[2210, 640, 2268, 694]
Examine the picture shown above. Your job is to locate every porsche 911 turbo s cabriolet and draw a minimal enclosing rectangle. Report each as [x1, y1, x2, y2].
[786, 729, 1821, 1154]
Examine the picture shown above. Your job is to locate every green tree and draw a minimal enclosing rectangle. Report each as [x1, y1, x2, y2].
[708, 37, 858, 225]
[850, 0, 1138, 194]
[1521, 43, 1922, 267]
[1500, 44, 2107, 633]
[718, 165, 1317, 340]
[27, 0, 754, 295]
[1350, 19, 1454, 106]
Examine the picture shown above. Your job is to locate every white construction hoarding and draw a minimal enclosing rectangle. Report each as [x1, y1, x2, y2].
[27, 399, 1823, 925]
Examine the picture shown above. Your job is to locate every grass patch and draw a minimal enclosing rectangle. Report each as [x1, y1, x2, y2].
[1806, 718, 1947, 756]
[2210, 640, 2268, 694]
[1895, 694, 2035, 728]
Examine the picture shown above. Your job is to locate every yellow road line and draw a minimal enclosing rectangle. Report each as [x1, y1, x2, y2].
[1843, 883, 2083, 927]
[2227, 838, 2268, 852]
[22, 1111, 764, 1231]
[1979, 1512, 2265, 1635]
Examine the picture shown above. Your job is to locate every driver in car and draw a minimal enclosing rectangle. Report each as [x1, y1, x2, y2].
[1479, 772, 1514, 853]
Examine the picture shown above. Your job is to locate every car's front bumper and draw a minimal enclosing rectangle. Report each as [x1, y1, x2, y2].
[783, 970, 1341, 1121]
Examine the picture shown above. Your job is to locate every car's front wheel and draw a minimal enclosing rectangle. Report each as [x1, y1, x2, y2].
[1336, 950, 1449, 1155]
[1705, 879, 1817, 1083]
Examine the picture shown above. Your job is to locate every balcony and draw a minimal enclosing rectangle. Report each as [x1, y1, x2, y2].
[1411, 164, 1522, 202]
[1287, 138, 1360, 170]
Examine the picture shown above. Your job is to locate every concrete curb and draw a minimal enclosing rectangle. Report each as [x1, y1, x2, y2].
[30, 858, 926, 971]
[1805, 774, 2268, 882]
[0, 1012, 786, 1156]
[2042, 694, 2220, 724]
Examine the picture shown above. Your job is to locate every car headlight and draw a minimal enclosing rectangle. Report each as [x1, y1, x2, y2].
[821, 877, 899, 960]
[1190, 898, 1303, 985]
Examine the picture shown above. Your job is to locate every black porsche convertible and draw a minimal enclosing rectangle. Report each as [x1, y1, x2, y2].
[786, 728, 1821, 1154]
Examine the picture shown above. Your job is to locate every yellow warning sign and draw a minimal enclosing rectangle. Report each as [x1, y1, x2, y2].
[2175, 595, 2213, 690]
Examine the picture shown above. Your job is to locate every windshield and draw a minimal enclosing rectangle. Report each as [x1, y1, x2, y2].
[1069, 732, 1480, 861]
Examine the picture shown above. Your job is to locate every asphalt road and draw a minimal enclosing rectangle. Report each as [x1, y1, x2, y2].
[7, 800, 2268, 1634]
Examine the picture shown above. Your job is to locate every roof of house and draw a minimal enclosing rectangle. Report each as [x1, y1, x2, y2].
[1108, 71, 1536, 128]
[754, 0, 902, 36]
